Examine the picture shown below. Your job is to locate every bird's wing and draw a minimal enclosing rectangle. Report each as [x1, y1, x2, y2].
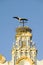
[20, 18, 28, 21]
[13, 17, 19, 20]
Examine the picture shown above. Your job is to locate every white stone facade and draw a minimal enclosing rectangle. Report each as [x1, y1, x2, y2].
[0, 26, 42, 65]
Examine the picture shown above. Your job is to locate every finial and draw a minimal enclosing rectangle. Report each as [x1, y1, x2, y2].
[13, 16, 28, 27]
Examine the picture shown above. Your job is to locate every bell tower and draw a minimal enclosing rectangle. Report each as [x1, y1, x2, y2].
[11, 17, 37, 65]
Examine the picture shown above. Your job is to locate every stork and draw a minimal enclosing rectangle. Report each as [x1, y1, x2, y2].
[13, 16, 28, 27]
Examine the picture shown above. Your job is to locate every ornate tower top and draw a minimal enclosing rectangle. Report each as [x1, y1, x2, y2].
[12, 17, 37, 65]
[13, 16, 32, 38]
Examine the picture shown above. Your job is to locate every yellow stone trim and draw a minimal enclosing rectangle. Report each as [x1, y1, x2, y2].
[30, 48, 36, 51]
[16, 32, 32, 37]
[16, 56, 33, 65]
[0, 54, 6, 64]
[0, 54, 2, 60]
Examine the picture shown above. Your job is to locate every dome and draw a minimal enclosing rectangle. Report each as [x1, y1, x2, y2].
[0, 54, 6, 64]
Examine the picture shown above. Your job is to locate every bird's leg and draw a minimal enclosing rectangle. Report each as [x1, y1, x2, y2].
[23, 20, 24, 27]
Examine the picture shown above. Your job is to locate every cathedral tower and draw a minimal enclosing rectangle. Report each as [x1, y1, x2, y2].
[11, 17, 37, 65]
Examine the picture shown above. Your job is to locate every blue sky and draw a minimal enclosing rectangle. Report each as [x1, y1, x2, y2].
[0, 0, 43, 61]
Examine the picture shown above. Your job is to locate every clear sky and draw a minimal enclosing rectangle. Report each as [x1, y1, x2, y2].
[0, 0, 43, 61]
